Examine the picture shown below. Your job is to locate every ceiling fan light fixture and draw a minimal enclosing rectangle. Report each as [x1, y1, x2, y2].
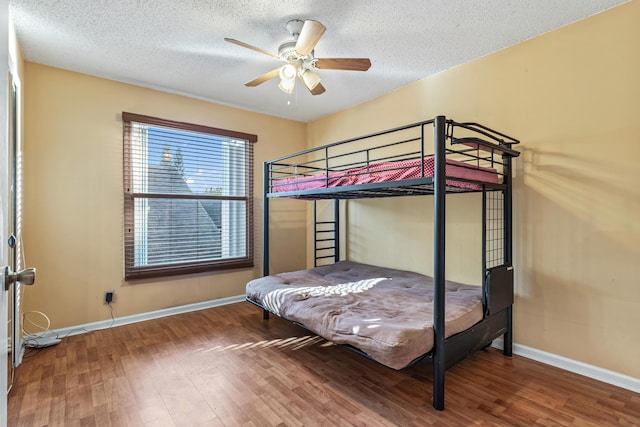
[278, 63, 297, 94]
[278, 79, 295, 94]
[301, 69, 321, 90]
[279, 63, 297, 82]
[278, 78, 295, 94]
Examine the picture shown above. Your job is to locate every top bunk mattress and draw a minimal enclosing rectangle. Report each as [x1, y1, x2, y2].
[270, 155, 500, 195]
[246, 261, 483, 369]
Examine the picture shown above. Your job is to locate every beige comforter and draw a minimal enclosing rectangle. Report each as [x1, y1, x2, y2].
[246, 261, 482, 369]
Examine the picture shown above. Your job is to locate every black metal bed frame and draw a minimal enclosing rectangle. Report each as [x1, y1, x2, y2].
[255, 115, 520, 410]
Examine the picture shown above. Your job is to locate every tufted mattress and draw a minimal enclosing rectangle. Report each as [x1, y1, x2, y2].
[246, 261, 483, 369]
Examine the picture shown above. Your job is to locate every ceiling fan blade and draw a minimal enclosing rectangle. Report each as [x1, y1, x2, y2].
[314, 58, 371, 71]
[310, 82, 326, 96]
[224, 38, 281, 60]
[295, 20, 326, 56]
[245, 68, 281, 87]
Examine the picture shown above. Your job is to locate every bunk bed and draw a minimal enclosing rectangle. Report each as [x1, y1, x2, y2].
[247, 115, 520, 410]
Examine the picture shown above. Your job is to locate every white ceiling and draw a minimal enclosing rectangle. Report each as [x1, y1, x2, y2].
[10, 0, 627, 123]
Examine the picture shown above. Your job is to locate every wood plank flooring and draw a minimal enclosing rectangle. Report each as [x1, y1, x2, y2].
[8, 302, 640, 426]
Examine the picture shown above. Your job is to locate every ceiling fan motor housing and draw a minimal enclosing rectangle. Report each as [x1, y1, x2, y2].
[286, 19, 305, 38]
[278, 40, 315, 73]
[278, 41, 299, 60]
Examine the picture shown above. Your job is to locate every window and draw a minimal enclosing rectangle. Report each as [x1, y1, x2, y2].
[123, 112, 256, 280]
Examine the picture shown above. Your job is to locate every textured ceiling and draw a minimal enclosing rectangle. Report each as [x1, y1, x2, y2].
[10, 0, 627, 122]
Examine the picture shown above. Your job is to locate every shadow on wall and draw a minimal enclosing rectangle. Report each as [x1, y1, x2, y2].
[513, 141, 640, 369]
[517, 137, 640, 250]
[515, 140, 640, 288]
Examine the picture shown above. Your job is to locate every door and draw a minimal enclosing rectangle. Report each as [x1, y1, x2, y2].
[6, 71, 18, 393]
[0, 70, 9, 426]
[0, 0, 11, 419]
[4, 54, 31, 427]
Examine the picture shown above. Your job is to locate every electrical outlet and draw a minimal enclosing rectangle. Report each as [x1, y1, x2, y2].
[104, 291, 114, 304]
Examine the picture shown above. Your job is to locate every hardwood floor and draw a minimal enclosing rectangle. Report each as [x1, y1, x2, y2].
[8, 302, 640, 426]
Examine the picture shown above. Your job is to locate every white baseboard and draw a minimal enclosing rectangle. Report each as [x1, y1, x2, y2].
[19, 294, 245, 363]
[492, 338, 640, 393]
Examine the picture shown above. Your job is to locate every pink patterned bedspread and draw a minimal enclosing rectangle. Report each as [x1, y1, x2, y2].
[271, 156, 499, 193]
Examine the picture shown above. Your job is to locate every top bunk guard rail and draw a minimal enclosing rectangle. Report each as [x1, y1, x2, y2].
[265, 117, 520, 199]
[268, 119, 437, 164]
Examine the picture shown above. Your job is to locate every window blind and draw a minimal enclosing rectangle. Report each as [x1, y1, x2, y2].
[123, 112, 256, 280]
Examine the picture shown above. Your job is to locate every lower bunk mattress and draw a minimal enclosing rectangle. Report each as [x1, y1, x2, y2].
[246, 261, 483, 370]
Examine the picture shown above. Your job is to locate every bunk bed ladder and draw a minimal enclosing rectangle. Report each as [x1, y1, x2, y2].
[313, 200, 340, 267]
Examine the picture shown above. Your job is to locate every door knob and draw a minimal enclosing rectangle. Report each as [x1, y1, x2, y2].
[4, 266, 36, 290]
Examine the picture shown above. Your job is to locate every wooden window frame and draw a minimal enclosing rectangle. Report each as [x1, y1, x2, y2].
[123, 112, 257, 280]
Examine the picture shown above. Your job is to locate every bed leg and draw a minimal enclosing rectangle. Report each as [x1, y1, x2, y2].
[433, 369, 445, 411]
[263, 309, 270, 320]
[503, 306, 513, 357]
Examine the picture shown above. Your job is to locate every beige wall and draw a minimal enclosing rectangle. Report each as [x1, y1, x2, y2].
[307, 2, 640, 378]
[22, 63, 307, 329]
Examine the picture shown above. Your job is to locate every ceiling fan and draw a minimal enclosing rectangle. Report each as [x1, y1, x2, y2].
[224, 19, 371, 96]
